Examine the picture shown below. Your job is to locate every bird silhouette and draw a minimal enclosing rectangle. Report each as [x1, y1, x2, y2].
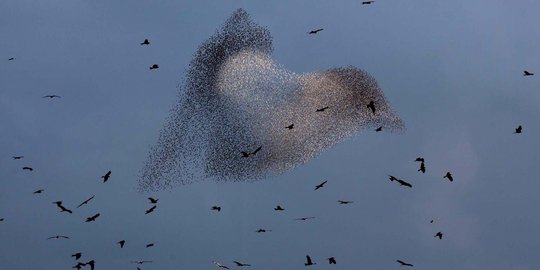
[375, 126, 382, 132]
[295, 217, 316, 221]
[118, 240, 126, 248]
[148, 197, 159, 204]
[316, 106, 329, 112]
[430, 219, 434, 224]
[85, 260, 95, 270]
[22, 166, 33, 171]
[414, 157, 424, 162]
[76, 195, 95, 208]
[396, 260, 413, 267]
[0, 218, 4, 222]
[42, 95, 61, 99]
[256, 229, 271, 233]
[47, 235, 70, 240]
[53, 201, 73, 213]
[305, 255, 316, 266]
[8, 57, 15, 61]
[233, 261, 251, 267]
[434, 231, 443, 239]
[12, 156, 24, 160]
[33, 189, 44, 194]
[396, 179, 413, 188]
[308, 28, 323, 34]
[101, 171, 111, 183]
[241, 146, 262, 157]
[362, 1, 375, 4]
[213, 261, 229, 269]
[338, 200, 353, 204]
[443, 172, 453, 182]
[367, 101, 376, 114]
[285, 124, 294, 130]
[146, 243, 154, 248]
[328, 257, 337, 264]
[72, 252, 82, 260]
[388, 175, 398, 181]
[145, 205, 157, 214]
[211, 206, 221, 212]
[131, 261, 152, 264]
[85, 213, 100, 222]
[149, 64, 159, 70]
[314, 180, 328, 190]
[514, 125, 522, 134]
[418, 162, 426, 173]
[72, 262, 85, 269]
[274, 205, 285, 211]
[140, 39, 150, 45]
[523, 70, 534, 76]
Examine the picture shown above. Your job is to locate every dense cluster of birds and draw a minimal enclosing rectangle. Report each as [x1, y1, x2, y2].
[2, 5, 534, 270]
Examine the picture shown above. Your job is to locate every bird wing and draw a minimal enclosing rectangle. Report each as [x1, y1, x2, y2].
[306, 255, 312, 264]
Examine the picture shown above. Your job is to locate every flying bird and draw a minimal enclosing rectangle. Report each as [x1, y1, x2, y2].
[328, 257, 337, 264]
[396, 260, 413, 267]
[367, 100, 376, 114]
[149, 64, 159, 70]
[86, 260, 95, 270]
[233, 261, 251, 267]
[85, 213, 100, 223]
[76, 195, 95, 208]
[418, 162, 426, 173]
[148, 197, 159, 204]
[211, 206, 221, 212]
[52, 201, 73, 214]
[12, 156, 24, 160]
[314, 180, 328, 190]
[514, 125, 522, 134]
[285, 124, 294, 130]
[101, 170, 111, 183]
[0, 218, 4, 222]
[295, 217, 316, 221]
[375, 126, 382, 132]
[388, 175, 398, 181]
[396, 179, 412, 188]
[274, 205, 285, 211]
[213, 261, 230, 269]
[33, 189, 44, 194]
[146, 243, 154, 248]
[443, 172, 453, 182]
[47, 235, 70, 240]
[241, 146, 262, 157]
[362, 1, 375, 4]
[316, 106, 329, 112]
[72, 262, 85, 269]
[8, 57, 15, 61]
[42, 95, 61, 99]
[523, 70, 534, 76]
[308, 28, 323, 34]
[140, 39, 150, 45]
[338, 200, 353, 204]
[22, 166, 33, 171]
[145, 205, 157, 214]
[434, 231, 443, 239]
[72, 252, 82, 260]
[256, 229, 271, 233]
[304, 255, 316, 266]
[131, 261, 153, 265]
[118, 240, 126, 248]
[414, 157, 424, 162]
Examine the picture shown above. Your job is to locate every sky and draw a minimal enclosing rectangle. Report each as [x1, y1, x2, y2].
[1, 0, 540, 269]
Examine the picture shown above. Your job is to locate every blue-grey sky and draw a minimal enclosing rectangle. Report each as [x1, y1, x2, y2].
[1, 0, 539, 269]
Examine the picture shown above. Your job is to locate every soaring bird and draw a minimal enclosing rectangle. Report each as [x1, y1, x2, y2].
[362, 1, 375, 4]
[285, 124, 294, 130]
[86, 260, 95, 270]
[213, 261, 230, 269]
[434, 231, 443, 239]
[418, 162, 426, 173]
[52, 201, 73, 214]
[523, 70, 534, 76]
[33, 189, 44, 194]
[308, 28, 323, 34]
[12, 156, 24, 160]
[443, 172, 453, 182]
[148, 197, 159, 204]
[241, 146, 262, 157]
[72, 262, 85, 269]
[274, 205, 285, 211]
[211, 206, 221, 212]
[42, 95, 61, 99]
[72, 252, 82, 260]
[388, 175, 398, 181]
[396, 179, 413, 188]
[338, 200, 353, 204]
[514, 125, 522, 134]
[22, 166, 33, 171]
[140, 39, 150, 45]
[295, 217, 316, 221]
[76, 195, 95, 208]
[131, 261, 152, 265]
[85, 213, 100, 222]
[233, 261, 251, 267]
[256, 229, 271, 233]
[328, 257, 337, 264]
[118, 240, 126, 248]
[0, 218, 4, 221]
[146, 243, 155, 248]
[101, 170, 111, 183]
[375, 126, 382, 132]
[396, 260, 413, 267]
[314, 180, 328, 191]
[367, 100, 376, 114]
[145, 205, 157, 214]
[8, 57, 15, 61]
[304, 255, 316, 266]
[47, 235, 70, 240]
[316, 106, 329, 112]
[149, 64, 159, 70]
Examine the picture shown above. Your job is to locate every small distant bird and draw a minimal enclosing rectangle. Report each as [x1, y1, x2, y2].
[256, 229, 271, 233]
[286, 124, 294, 129]
[76, 195, 95, 208]
[72, 262, 85, 269]
[148, 197, 159, 204]
[418, 162, 426, 173]
[118, 240, 126, 248]
[305, 255, 316, 266]
[295, 217, 315, 221]
[316, 106, 329, 112]
[140, 39, 150, 45]
[85, 213, 100, 223]
[362, 1, 375, 4]
[145, 205, 157, 214]
[22, 166, 33, 171]
[12, 156, 24, 160]
[314, 180, 328, 191]
[8, 57, 15, 61]
[328, 257, 337, 264]
[86, 260, 95, 270]
[430, 219, 434, 223]
[33, 189, 44, 194]
[42, 95, 61, 99]
[233, 261, 251, 267]
[396, 259, 413, 267]
[308, 28, 324, 34]
[396, 179, 413, 188]
[443, 172, 453, 182]
[367, 100, 376, 114]
[388, 175, 398, 181]
[274, 205, 285, 211]
[434, 231, 443, 239]
[523, 70, 534, 76]
[241, 146, 262, 157]
[338, 200, 353, 204]
[72, 252, 82, 260]
[213, 261, 230, 269]
[47, 235, 70, 240]
[146, 243, 154, 248]
[414, 157, 424, 162]
[0, 218, 4, 221]
[211, 206, 221, 212]
[514, 125, 522, 134]
[149, 64, 159, 70]
[52, 201, 73, 214]
[375, 126, 382, 132]
[131, 261, 152, 265]
[101, 170, 111, 183]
